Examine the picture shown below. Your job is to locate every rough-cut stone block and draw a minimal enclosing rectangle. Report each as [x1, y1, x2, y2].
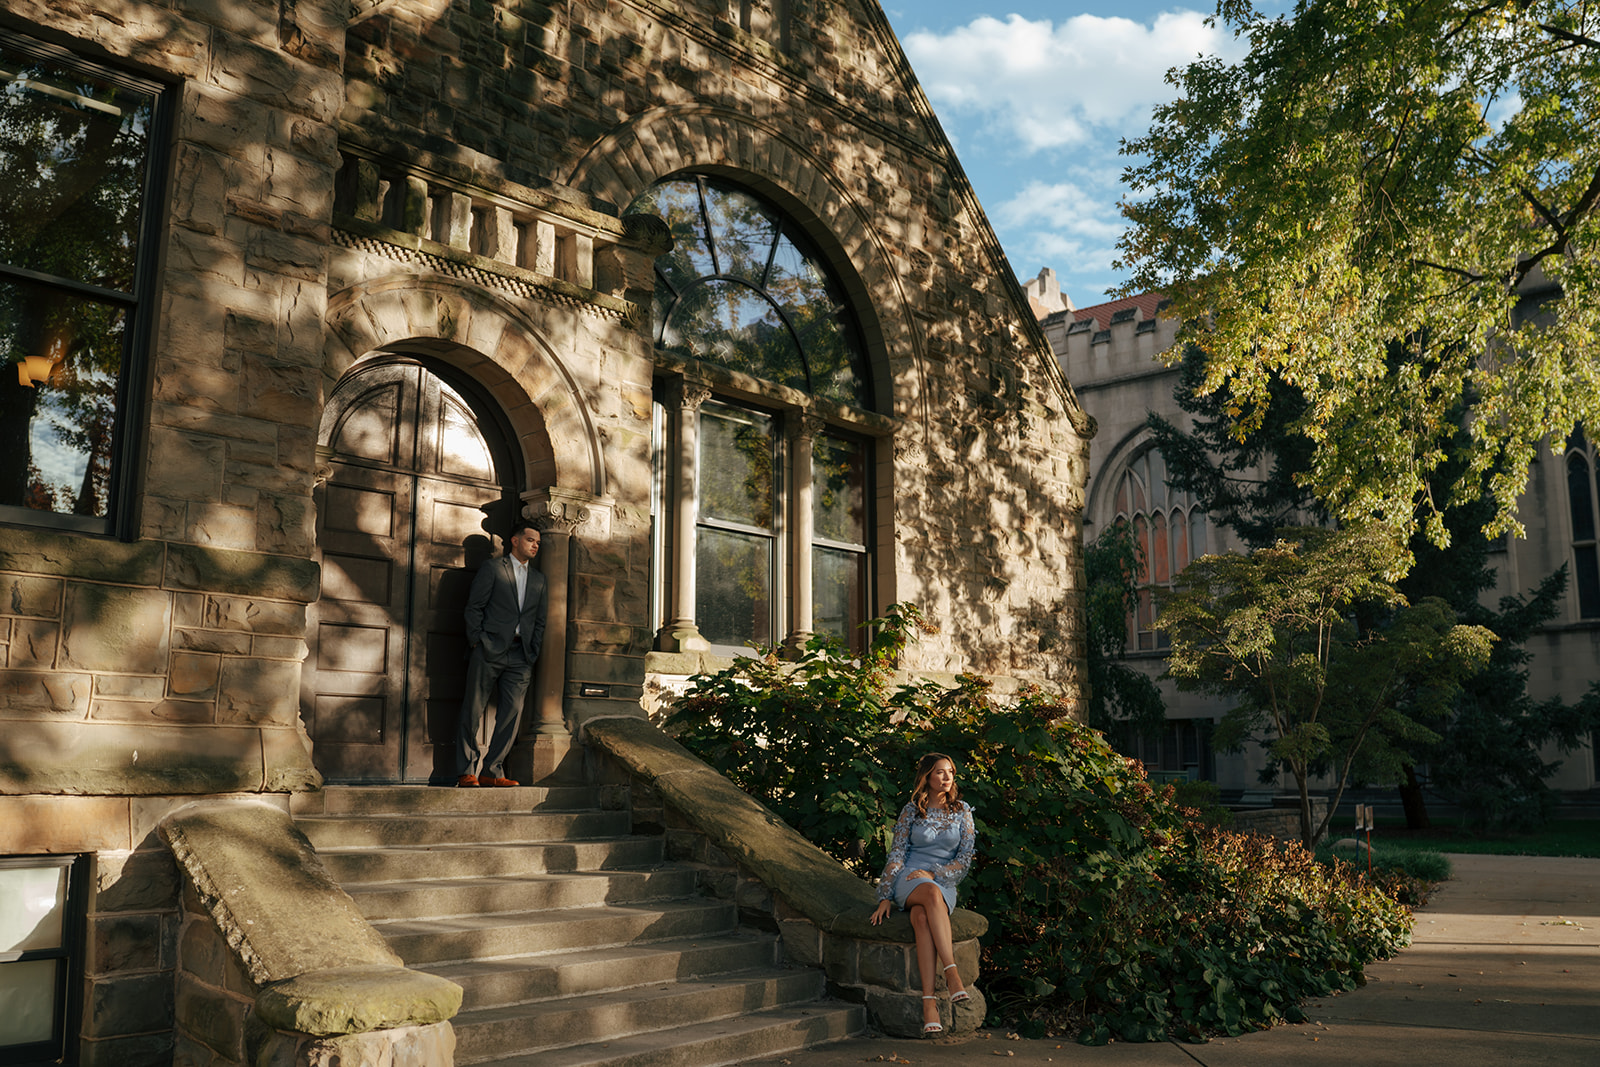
[855, 938, 914, 991]
[95, 849, 181, 913]
[94, 674, 168, 702]
[0, 528, 164, 585]
[89, 913, 163, 975]
[0, 573, 63, 617]
[0, 668, 92, 716]
[86, 971, 175, 1038]
[174, 629, 252, 655]
[59, 585, 172, 675]
[165, 546, 319, 603]
[176, 972, 248, 1061]
[78, 1031, 175, 1067]
[202, 595, 310, 633]
[217, 658, 300, 725]
[249, 1019, 455, 1067]
[145, 429, 227, 501]
[7, 618, 59, 669]
[0, 795, 132, 852]
[0, 721, 265, 796]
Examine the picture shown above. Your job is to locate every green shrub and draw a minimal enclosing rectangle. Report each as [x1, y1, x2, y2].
[1316, 842, 1451, 905]
[667, 606, 1415, 1042]
[1169, 779, 1234, 827]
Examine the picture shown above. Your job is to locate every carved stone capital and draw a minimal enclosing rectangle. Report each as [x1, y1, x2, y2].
[522, 487, 613, 539]
[671, 376, 714, 412]
[788, 413, 827, 443]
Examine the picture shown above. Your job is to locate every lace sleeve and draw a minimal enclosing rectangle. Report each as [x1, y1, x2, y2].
[875, 804, 916, 901]
[933, 805, 976, 889]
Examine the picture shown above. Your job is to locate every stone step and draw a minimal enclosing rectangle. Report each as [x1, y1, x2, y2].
[342, 867, 698, 921]
[428, 932, 783, 1011]
[453, 968, 829, 1064]
[472, 1002, 865, 1067]
[316, 837, 666, 884]
[297, 810, 632, 849]
[293, 784, 601, 817]
[377, 898, 740, 966]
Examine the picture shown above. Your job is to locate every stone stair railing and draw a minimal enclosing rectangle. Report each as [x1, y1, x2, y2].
[158, 799, 463, 1067]
[583, 716, 989, 1037]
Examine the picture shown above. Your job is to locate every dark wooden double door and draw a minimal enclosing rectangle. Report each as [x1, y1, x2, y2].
[304, 359, 518, 783]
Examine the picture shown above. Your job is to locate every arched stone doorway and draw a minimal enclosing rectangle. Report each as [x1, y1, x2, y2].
[304, 355, 522, 783]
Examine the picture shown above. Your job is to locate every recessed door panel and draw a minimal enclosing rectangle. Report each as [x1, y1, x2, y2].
[306, 359, 516, 783]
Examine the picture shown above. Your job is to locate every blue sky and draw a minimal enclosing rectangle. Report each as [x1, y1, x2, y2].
[879, 2, 1288, 310]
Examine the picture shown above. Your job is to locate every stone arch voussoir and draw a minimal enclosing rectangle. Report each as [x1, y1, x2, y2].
[323, 275, 606, 497]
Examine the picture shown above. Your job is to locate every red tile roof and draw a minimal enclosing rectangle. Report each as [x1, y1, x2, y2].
[1073, 292, 1166, 324]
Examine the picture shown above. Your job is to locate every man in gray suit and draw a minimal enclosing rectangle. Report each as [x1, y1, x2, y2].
[457, 520, 547, 787]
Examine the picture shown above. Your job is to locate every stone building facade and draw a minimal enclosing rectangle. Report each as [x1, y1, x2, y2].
[0, 0, 1090, 1061]
[1045, 276, 1598, 795]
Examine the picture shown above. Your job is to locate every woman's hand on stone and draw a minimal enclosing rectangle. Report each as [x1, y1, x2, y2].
[869, 899, 892, 925]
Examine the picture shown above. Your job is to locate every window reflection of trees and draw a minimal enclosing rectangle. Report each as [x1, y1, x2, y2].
[0, 33, 157, 527]
[629, 176, 867, 408]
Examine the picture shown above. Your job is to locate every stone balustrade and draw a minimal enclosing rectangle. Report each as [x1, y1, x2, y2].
[332, 142, 641, 301]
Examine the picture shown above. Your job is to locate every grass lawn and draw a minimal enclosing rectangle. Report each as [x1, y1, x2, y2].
[1356, 817, 1600, 858]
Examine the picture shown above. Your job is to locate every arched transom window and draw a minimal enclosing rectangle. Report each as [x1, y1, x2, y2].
[630, 175, 869, 407]
[630, 175, 874, 654]
[1114, 447, 1206, 650]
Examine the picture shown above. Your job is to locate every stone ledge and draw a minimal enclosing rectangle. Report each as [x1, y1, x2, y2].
[0, 721, 319, 796]
[256, 966, 463, 1036]
[582, 715, 986, 945]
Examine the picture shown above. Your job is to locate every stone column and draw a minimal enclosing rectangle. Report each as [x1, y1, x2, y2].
[655, 378, 712, 652]
[782, 414, 824, 655]
[515, 487, 590, 784]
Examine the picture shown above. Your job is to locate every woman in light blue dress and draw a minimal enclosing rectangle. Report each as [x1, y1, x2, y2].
[869, 752, 977, 1035]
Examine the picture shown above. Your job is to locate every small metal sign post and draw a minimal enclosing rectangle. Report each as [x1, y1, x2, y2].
[1356, 804, 1375, 874]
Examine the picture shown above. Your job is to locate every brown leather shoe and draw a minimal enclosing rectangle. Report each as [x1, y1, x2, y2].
[456, 774, 479, 787]
[481, 776, 519, 788]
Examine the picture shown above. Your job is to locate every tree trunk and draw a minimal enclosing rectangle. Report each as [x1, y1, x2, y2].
[1398, 764, 1431, 830]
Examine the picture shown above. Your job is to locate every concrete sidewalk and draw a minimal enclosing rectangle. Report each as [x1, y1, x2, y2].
[743, 853, 1600, 1067]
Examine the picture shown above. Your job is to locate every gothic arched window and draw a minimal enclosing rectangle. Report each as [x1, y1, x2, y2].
[631, 176, 873, 654]
[1112, 447, 1206, 650]
[1565, 428, 1600, 619]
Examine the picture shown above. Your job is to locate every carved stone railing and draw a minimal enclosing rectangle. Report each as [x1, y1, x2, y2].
[330, 138, 670, 321]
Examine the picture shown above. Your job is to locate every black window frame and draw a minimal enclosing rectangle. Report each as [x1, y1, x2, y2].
[0, 28, 173, 540]
[0, 853, 89, 1067]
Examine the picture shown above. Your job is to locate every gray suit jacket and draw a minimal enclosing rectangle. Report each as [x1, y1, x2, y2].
[464, 554, 548, 663]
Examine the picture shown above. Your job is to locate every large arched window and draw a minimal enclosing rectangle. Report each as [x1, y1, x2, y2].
[631, 176, 873, 654]
[1112, 447, 1206, 650]
[1565, 428, 1600, 619]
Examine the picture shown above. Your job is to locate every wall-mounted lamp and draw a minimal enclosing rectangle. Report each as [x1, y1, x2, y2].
[16, 355, 59, 388]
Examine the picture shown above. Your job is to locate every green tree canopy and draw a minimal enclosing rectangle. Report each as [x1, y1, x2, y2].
[1158, 526, 1496, 845]
[1119, 0, 1600, 545]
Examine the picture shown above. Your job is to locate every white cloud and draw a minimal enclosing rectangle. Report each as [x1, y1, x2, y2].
[996, 180, 1123, 242]
[903, 11, 1245, 153]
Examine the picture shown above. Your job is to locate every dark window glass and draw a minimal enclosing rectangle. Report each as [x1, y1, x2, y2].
[697, 402, 775, 647]
[0, 32, 164, 534]
[813, 432, 867, 649]
[1568, 444, 1600, 619]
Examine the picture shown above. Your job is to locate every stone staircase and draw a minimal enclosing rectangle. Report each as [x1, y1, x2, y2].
[291, 783, 864, 1066]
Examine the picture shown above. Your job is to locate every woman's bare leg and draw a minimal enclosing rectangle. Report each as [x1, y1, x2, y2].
[907, 881, 964, 997]
[908, 899, 939, 1026]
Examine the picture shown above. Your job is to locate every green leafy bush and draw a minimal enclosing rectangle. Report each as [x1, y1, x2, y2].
[1317, 842, 1452, 905]
[666, 606, 1414, 1042]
